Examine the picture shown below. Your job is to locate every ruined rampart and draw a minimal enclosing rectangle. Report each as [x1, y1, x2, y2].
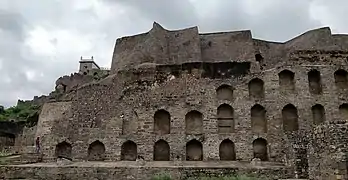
[5, 24, 348, 180]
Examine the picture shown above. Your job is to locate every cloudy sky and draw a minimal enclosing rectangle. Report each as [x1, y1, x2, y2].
[0, 0, 347, 107]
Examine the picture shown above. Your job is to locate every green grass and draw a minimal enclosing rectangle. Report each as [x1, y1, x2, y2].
[151, 172, 172, 180]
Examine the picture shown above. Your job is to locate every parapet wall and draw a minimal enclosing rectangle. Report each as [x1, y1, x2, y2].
[0, 163, 292, 180]
[200, 30, 254, 63]
[55, 73, 94, 94]
[111, 22, 201, 72]
[111, 23, 348, 73]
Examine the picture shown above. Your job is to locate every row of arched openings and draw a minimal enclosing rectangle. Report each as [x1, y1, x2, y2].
[217, 69, 348, 100]
[55, 138, 269, 161]
[153, 102, 348, 134]
[153, 105, 266, 135]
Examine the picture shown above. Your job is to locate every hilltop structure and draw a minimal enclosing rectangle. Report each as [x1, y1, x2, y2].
[1, 22, 348, 180]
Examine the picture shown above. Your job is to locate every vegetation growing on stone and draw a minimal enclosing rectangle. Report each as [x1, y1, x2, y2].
[0, 102, 40, 124]
[91, 69, 109, 81]
[186, 175, 266, 180]
[151, 172, 172, 180]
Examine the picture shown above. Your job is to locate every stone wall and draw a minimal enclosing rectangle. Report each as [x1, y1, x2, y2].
[14, 126, 37, 153]
[200, 30, 254, 63]
[0, 121, 23, 152]
[37, 50, 348, 162]
[35, 102, 73, 159]
[30, 25, 348, 179]
[309, 123, 348, 180]
[55, 73, 94, 94]
[111, 22, 202, 72]
[0, 162, 292, 180]
[111, 23, 348, 74]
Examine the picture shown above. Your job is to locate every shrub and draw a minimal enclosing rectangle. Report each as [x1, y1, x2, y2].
[151, 172, 172, 180]
[186, 174, 266, 180]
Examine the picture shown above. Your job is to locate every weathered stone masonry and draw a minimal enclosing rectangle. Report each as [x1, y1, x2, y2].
[7, 23, 348, 179]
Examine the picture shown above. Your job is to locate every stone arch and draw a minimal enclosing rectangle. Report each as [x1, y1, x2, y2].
[121, 140, 137, 161]
[308, 69, 322, 94]
[278, 70, 295, 91]
[55, 141, 72, 159]
[216, 84, 233, 101]
[312, 104, 325, 125]
[282, 104, 299, 132]
[217, 104, 234, 133]
[248, 78, 264, 98]
[87, 140, 105, 161]
[185, 110, 203, 135]
[253, 138, 268, 161]
[186, 139, 203, 161]
[153, 139, 170, 161]
[219, 139, 236, 161]
[251, 104, 267, 133]
[334, 69, 348, 89]
[339, 103, 348, 121]
[154, 109, 170, 135]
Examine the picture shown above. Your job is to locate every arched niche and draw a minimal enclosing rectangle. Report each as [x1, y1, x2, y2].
[87, 140, 105, 161]
[282, 104, 299, 132]
[153, 139, 170, 161]
[185, 110, 203, 135]
[217, 104, 234, 133]
[334, 69, 348, 89]
[308, 69, 322, 94]
[311, 104, 325, 125]
[154, 109, 170, 135]
[121, 140, 137, 161]
[186, 139, 203, 161]
[251, 104, 267, 133]
[248, 78, 264, 98]
[55, 141, 72, 159]
[253, 138, 268, 161]
[219, 139, 236, 161]
[216, 84, 233, 101]
[278, 70, 295, 91]
[339, 103, 348, 121]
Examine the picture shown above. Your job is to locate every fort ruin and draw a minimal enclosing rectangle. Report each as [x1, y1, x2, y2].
[1, 22, 348, 179]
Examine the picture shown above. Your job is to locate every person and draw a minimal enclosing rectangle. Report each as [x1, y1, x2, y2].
[35, 136, 40, 154]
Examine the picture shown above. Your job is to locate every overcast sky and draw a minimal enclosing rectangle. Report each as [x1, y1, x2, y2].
[0, 0, 347, 107]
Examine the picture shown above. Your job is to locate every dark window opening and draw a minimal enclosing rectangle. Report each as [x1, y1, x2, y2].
[253, 138, 268, 161]
[186, 139, 203, 161]
[282, 104, 299, 132]
[308, 69, 322, 94]
[121, 140, 137, 161]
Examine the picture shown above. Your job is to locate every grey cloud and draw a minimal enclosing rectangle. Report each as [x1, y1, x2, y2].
[105, 0, 322, 41]
[245, 0, 322, 41]
[106, 0, 199, 29]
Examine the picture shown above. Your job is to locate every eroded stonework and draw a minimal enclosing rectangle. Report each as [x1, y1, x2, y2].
[3, 22, 348, 180]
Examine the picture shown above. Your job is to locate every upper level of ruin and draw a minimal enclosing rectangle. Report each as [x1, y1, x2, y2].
[110, 22, 348, 73]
